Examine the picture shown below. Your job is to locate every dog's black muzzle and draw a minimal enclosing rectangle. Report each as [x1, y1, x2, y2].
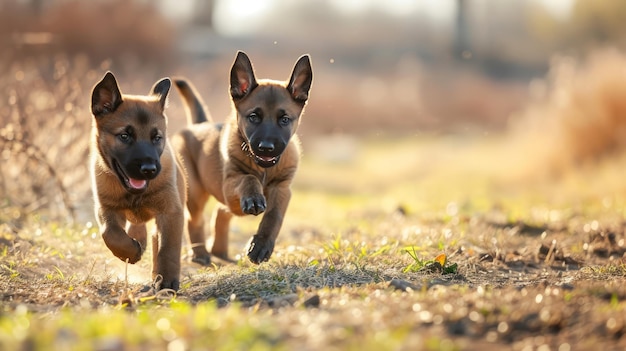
[248, 138, 286, 168]
[113, 141, 162, 193]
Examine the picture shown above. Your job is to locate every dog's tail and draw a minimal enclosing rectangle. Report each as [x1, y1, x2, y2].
[173, 78, 210, 124]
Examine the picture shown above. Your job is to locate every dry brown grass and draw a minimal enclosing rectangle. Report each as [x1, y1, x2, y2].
[2, 192, 626, 350]
[0, 0, 175, 63]
[0, 54, 94, 222]
[508, 48, 626, 176]
[3, 6, 626, 348]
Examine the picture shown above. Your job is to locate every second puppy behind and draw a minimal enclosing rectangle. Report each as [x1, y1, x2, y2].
[172, 51, 313, 265]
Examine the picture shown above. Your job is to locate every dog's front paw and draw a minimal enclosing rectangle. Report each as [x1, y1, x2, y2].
[111, 238, 143, 264]
[246, 234, 274, 264]
[241, 194, 266, 215]
[127, 240, 143, 264]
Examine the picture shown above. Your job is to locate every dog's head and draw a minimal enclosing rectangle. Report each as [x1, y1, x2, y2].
[230, 51, 313, 168]
[91, 72, 171, 194]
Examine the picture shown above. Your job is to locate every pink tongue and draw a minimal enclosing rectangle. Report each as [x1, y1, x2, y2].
[128, 178, 147, 189]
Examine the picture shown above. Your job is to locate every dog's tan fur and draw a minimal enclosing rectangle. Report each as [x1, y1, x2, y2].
[171, 51, 313, 265]
[90, 72, 186, 290]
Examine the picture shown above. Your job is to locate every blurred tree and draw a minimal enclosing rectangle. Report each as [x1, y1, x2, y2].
[529, 0, 626, 53]
[29, 0, 44, 15]
[568, 0, 626, 46]
[455, 0, 470, 58]
[192, 0, 214, 28]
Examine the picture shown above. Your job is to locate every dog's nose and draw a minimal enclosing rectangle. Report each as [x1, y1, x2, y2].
[258, 141, 275, 152]
[140, 163, 158, 177]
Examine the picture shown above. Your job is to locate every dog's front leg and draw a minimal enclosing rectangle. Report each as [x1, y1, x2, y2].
[239, 174, 266, 215]
[224, 173, 266, 216]
[246, 182, 291, 264]
[98, 209, 142, 264]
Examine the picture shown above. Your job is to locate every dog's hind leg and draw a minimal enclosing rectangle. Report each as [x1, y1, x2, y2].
[187, 190, 212, 265]
[210, 204, 233, 261]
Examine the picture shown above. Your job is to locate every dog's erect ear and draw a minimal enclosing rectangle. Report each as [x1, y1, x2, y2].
[287, 55, 313, 103]
[91, 71, 123, 116]
[151, 78, 171, 110]
[230, 51, 258, 100]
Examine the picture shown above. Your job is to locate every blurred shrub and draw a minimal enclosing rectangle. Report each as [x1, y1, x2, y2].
[0, 0, 176, 63]
[509, 48, 626, 173]
[568, 0, 626, 48]
[530, 0, 626, 52]
[0, 54, 98, 223]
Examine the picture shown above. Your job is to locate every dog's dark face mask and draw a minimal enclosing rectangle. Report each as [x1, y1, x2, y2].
[108, 125, 164, 194]
[229, 52, 313, 168]
[91, 72, 171, 194]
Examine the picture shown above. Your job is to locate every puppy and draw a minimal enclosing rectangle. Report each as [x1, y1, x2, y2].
[90, 72, 186, 290]
[172, 51, 312, 265]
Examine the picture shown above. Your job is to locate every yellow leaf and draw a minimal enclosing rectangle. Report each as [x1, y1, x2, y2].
[434, 253, 447, 267]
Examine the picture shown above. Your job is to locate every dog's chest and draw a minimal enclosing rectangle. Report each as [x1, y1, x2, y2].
[120, 194, 158, 223]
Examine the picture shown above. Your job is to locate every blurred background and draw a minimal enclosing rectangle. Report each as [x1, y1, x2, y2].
[2, 0, 626, 226]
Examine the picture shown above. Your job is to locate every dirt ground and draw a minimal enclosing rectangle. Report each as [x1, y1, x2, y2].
[2, 37, 626, 350]
[2, 136, 626, 350]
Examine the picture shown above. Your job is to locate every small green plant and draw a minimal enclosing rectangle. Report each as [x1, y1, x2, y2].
[47, 266, 63, 280]
[402, 246, 427, 273]
[403, 248, 458, 275]
[1, 261, 20, 279]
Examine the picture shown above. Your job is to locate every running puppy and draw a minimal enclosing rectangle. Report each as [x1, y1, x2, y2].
[90, 72, 186, 290]
[172, 51, 313, 265]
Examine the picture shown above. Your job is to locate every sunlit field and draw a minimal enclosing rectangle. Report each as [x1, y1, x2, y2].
[2, 49, 626, 350]
[3, 2, 626, 348]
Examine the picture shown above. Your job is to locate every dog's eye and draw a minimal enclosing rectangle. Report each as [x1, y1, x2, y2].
[118, 133, 131, 143]
[248, 113, 261, 124]
[153, 135, 163, 144]
[278, 115, 291, 126]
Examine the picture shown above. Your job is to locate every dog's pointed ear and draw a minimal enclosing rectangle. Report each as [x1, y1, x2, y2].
[230, 51, 258, 100]
[287, 55, 313, 103]
[91, 71, 123, 116]
[151, 78, 171, 110]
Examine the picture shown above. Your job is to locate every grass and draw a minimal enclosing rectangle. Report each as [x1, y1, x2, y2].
[3, 135, 626, 350]
[3, 49, 626, 350]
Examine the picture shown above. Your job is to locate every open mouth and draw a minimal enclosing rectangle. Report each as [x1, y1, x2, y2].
[254, 155, 279, 166]
[241, 140, 282, 168]
[253, 154, 280, 168]
[112, 160, 149, 193]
